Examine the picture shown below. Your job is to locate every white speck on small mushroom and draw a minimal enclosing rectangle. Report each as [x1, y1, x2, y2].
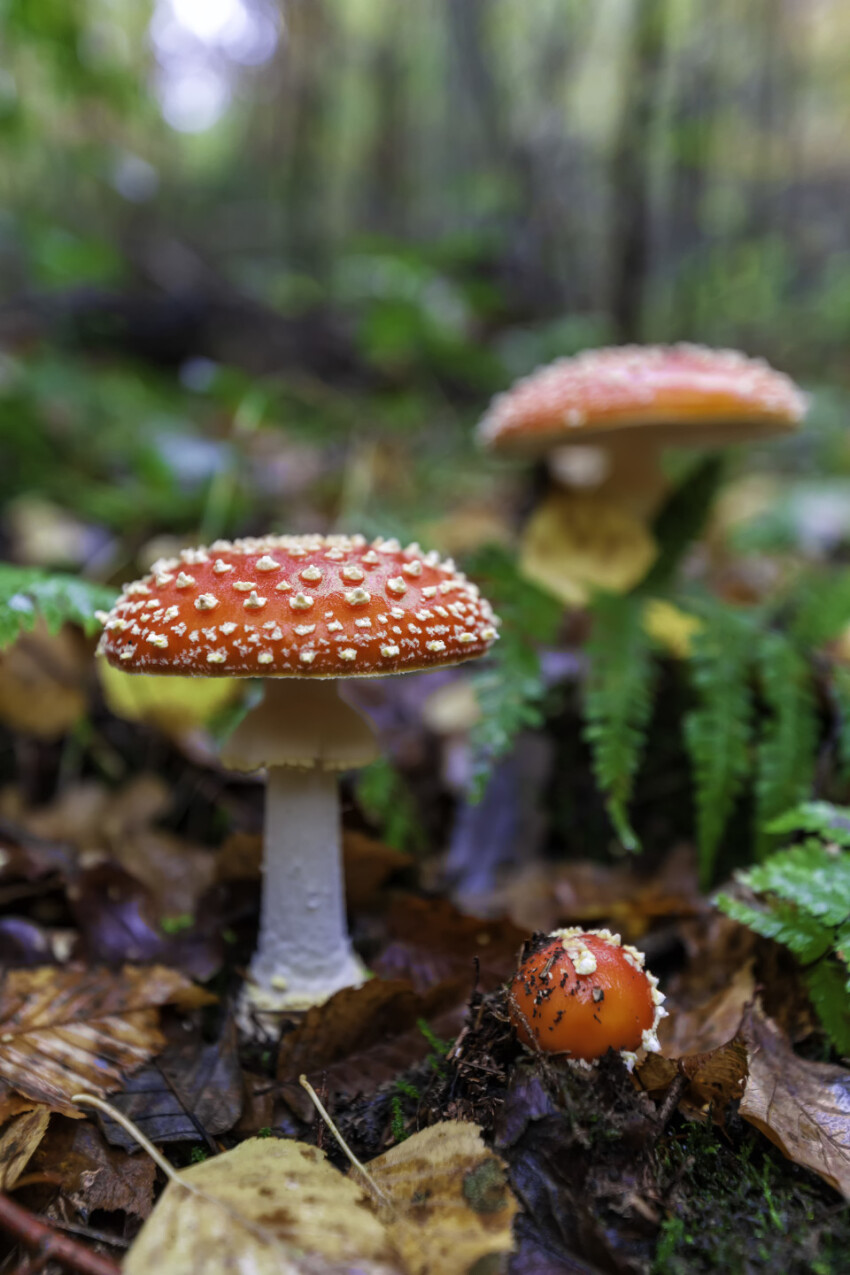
[294, 624, 316, 635]
[387, 577, 407, 596]
[459, 632, 476, 644]
[390, 607, 404, 619]
[256, 555, 280, 571]
[175, 573, 195, 589]
[341, 565, 365, 582]
[355, 618, 371, 628]
[361, 551, 380, 566]
[421, 586, 437, 598]
[275, 580, 293, 592]
[220, 622, 237, 635]
[299, 650, 316, 664]
[300, 565, 323, 582]
[232, 581, 254, 593]
[119, 645, 137, 660]
[195, 593, 219, 611]
[345, 588, 371, 606]
[426, 640, 446, 653]
[340, 648, 357, 661]
[328, 620, 343, 632]
[146, 632, 168, 648]
[213, 559, 233, 574]
[324, 548, 345, 560]
[245, 590, 267, 610]
[155, 573, 174, 587]
[377, 537, 401, 553]
[416, 610, 432, 621]
[269, 626, 283, 640]
[290, 592, 314, 611]
[481, 627, 498, 640]
[381, 644, 400, 657]
[171, 622, 187, 636]
[402, 560, 423, 577]
[207, 650, 227, 664]
[126, 582, 152, 597]
[258, 652, 274, 664]
[163, 606, 179, 622]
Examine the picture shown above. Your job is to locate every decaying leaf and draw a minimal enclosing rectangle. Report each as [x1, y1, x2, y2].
[123, 1122, 516, 1275]
[98, 660, 242, 736]
[740, 1004, 850, 1197]
[124, 1135, 400, 1275]
[0, 1106, 50, 1189]
[660, 959, 756, 1057]
[369, 1120, 518, 1275]
[0, 965, 213, 1116]
[30, 1115, 158, 1217]
[0, 623, 89, 740]
[638, 1038, 748, 1122]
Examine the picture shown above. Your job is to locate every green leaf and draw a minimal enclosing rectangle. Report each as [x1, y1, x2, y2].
[584, 592, 656, 851]
[684, 602, 756, 888]
[804, 960, 850, 1055]
[740, 842, 850, 928]
[790, 568, 850, 648]
[766, 801, 850, 847]
[716, 892, 833, 964]
[640, 456, 725, 594]
[829, 665, 850, 782]
[0, 564, 116, 649]
[466, 545, 562, 799]
[754, 631, 818, 857]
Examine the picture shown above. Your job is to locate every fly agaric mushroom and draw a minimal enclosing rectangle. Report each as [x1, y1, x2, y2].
[97, 534, 499, 1015]
[508, 928, 666, 1068]
[477, 344, 807, 604]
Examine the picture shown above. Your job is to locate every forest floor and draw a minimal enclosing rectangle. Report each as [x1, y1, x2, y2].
[0, 624, 848, 1275]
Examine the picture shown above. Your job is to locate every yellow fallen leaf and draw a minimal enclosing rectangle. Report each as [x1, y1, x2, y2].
[0, 965, 214, 1116]
[642, 598, 703, 660]
[0, 1107, 50, 1190]
[370, 1120, 518, 1275]
[123, 1136, 400, 1275]
[519, 490, 657, 607]
[104, 1106, 516, 1275]
[98, 660, 242, 735]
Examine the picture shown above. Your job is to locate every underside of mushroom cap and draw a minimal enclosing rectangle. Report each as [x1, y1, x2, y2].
[97, 533, 500, 677]
[477, 343, 808, 454]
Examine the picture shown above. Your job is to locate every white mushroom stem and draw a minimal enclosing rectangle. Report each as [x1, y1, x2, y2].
[221, 678, 379, 1022]
[248, 764, 367, 1011]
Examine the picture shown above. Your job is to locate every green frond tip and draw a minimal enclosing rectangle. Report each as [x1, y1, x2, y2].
[683, 602, 756, 889]
[584, 591, 656, 852]
[766, 801, 850, 846]
[754, 630, 818, 859]
[0, 564, 117, 650]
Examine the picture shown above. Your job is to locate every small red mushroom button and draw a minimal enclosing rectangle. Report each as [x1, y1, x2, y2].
[508, 928, 666, 1068]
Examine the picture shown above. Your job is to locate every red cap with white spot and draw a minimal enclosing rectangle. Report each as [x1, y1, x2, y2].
[97, 533, 499, 677]
[477, 343, 807, 453]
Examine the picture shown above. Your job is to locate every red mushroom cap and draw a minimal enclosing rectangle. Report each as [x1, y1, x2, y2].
[508, 928, 665, 1066]
[97, 533, 500, 677]
[478, 344, 807, 453]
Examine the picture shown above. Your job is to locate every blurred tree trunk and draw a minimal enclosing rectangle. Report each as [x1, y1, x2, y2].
[281, 0, 334, 279]
[609, 0, 670, 343]
[365, 5, 408, 235]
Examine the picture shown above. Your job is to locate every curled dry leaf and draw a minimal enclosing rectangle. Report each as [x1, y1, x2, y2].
[638, 1038, 748, 1123]
[740, 1003, 850, 1198]
[0, 965, 214, 1116]
[123, 1122, 516, 1275]
[0, 1107, 50, 1189]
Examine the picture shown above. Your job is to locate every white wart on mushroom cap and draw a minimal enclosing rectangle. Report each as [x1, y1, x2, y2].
[97, 533, 500, 677]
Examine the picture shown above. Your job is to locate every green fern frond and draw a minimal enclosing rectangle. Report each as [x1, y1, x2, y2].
[0, 564, 116, 650]
[754, 631, 818, 858]
[684, 603, 756, 888]
[828, 665, 850, 782]
[466, 544, 562, 799]
[584, 591, 656, 852]
[789, 567, 850, 648]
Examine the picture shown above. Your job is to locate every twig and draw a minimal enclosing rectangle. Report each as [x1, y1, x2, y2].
[0, 1193, 121, 1275]
[298, 1075, 391, 1207]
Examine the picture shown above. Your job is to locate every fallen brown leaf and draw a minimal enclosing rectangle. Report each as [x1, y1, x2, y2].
[0, 1107, 50, 1189]
[660, 959, 756, 1057]
[0, 624, 88, 740]
[277, 978, 465, 1095]
[29, 1114, 157, 1217]
[0, 964, 214, 1116]
[638, 1038, 748, 1122]
[740, 1003, 850, 1197]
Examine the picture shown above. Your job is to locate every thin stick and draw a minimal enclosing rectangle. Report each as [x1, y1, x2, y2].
[297, 1075, 391, 1207]
[0, 1192, 121, 1275]
[72, 1094, 179, 1183]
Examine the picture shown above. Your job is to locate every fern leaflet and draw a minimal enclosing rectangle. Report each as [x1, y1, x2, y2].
[584, 591, 656, 851]
[754, 631, 818, 859]
[684, 602, 756, 888]
[0, 564, 116, 649]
